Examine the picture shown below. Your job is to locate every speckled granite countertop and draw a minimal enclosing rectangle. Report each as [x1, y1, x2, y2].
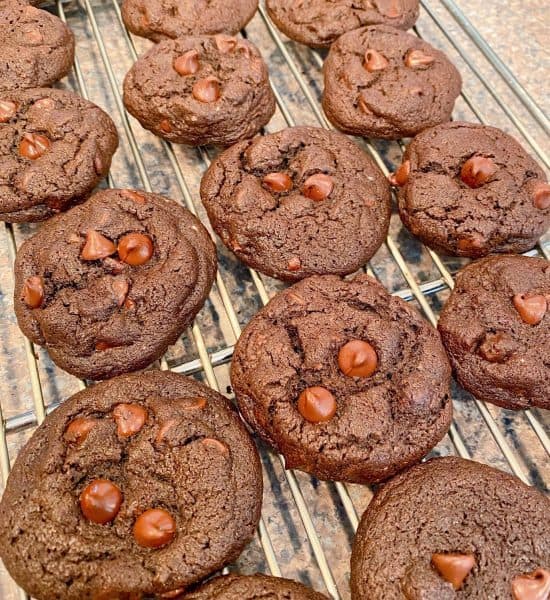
[0, 0, 548, 598]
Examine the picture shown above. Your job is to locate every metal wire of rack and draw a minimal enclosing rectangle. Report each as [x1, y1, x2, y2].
[0, 0, 548, 598]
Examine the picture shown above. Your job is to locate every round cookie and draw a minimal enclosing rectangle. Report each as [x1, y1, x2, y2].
[393, 122, 550, 257]
[123, 35, 275, 147]
[121, 0, 258, 43]
[0, 371, 263, 600]
[0, 88, 119, 222]
[322, 25, 462, 139]
[0, 0, 75, 93]
[266, 0, 419, 48]
[231, 274, 452, 484]
[14, 189, 217, 380]
[350, 456, 550, 599]
[200, 126, 391, 281]
[438, 255, 550, 410]
[184, 574, 328, 600]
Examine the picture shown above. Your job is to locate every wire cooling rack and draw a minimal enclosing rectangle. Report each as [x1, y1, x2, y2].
[0, 0, 548, 598]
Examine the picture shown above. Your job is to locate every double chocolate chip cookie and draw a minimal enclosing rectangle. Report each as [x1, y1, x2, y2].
[267, 0, 419, 48]
[14, 189, 217, 380]
[123, 35, 275, 147]
[200, 126, 391, 281]
[231, 274, 452, 484]
[1, 0, 75, 92]
[438, 255, 549, 410]
[323, 25, 462, 139]
[121, 0, 258, 43]
[351, 457, 550, 599]
[393, 122, 550, 256]
[185, 574, 328, 600]
[0, 371, 263, 600]
[0, 88, 118, 222]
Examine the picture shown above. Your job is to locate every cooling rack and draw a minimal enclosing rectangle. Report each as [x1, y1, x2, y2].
[0, 0, 548, 598]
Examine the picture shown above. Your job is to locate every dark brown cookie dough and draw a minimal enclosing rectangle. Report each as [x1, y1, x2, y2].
[184, 574, 329, 600]
[0, 0, 74, 92]
[200, 126, 391, 281]
[0, 87, 118, 222]
[231, 274, 452, 484]
[438, 256, 550, 410]
[14, 189, 217, 380]
[123, 35, 275, 147]
[393, 122, 550, 257]
[121, 0, 258, 43]
[322, 25, 462, 139]
[0, 371, 263, 600]
[267, 0, 419, 48]
[351, 456, 550, 599]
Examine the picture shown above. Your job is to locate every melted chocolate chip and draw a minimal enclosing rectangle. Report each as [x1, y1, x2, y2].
[80, 479, 123, 524]
[297, 387, 337, 423]
[133, 508, 176, 548]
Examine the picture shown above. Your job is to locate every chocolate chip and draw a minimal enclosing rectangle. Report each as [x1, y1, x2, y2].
[358, 94, 372, 115]
[513, 293, 547, 325]
[297, 387, 337, 423]
[478, 332, 516, 362]
[93, 154, 104, 175]
[111, 278, 129, 307]
[33, 97, 56, 111]
[201, 438, 229, 456]
[303, 173, 334, 201]
[64, 417, 97, 445]
[263, 172, 293, 193]
[133, 508, 176, 548]
[457, 234, 484, 253]
[214, 34, 238, 53]
[192, 77, 221, 103]
[0, 99, 17, 122]
[155, 420, 177, 445]
[533, 182, 550, 210]
[178, 397, 207, 410]
[160, 589, 185, 599]
[159, 119, 172, 134]
[431, 553, 475, 590]
[511, 568, 550, 600]
[120, 190, 146, 204]
[22, 275, 44, 308]
[117, 233, 154, 266]
[364, 49, 389, 72]
[405, 49, 435, 68]
[112, 403, 147, 437]
[95, 341, 114, 352]
[389, 160, 410, 186]
[460, 156, 497, 188]
[173, 49, 200, 76]
[19, 133, 51, 160]
[287, 256, 302, 271]
[80, 479, 123, 524]
[81, 230, 116, 261]
[338, 340, 378, 377]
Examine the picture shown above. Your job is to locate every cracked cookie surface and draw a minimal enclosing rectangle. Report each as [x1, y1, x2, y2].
[351, 457, 550, 599]
[322, 25, 461, 139]
[123, 35, 275, 147]
[200, 126, 391, 281]
[14, 189, 217, 380]
[231, 274, 452, 483]
[438, 255, 550, 410]
[121, 0, 258, 43]
[0, 87, 118, 222]
[0, 371, 263, 600]
[184, 574, 329, 600]
[395, 122, 550, 257]
[0, 0, 74, 92]
[267, 0, 419, 48]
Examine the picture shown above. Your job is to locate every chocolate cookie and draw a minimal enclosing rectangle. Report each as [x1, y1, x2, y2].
[0, 371, 263, 600]
[393, 122, 550, 257]
[123, 35, 275, 147]
[14, 189, 217, 380]
[184, 574, 328, 600]
[322, 25, 462, 139]
[121, 0, 258, 43]
[0, 88, 118, 222]
[1, 0, 75, 92]
[266, 0, 419, 48]
[437, 255, 549, 410]
[350, 456, 550, 599]
[231, 274, 452, 484]
[200, 126, 391, 281]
